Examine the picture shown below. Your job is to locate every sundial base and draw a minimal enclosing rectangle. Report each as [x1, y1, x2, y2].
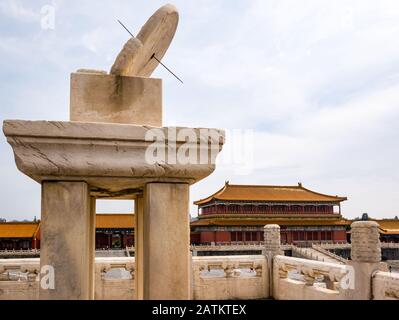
[70, 71, 162, 126]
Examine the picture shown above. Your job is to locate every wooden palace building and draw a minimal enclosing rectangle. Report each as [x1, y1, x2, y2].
[0, 214, 134, 250]
[190, 182, 350, 245]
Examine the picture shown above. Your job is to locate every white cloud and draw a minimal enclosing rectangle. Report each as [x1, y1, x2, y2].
[0, 0, 39, 22]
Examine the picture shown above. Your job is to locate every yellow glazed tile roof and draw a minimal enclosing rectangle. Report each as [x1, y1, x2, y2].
[96, 214, 135, 229]
[194, 182, 347, 205]
[374, 219, 399, 235]
[0, 222, 40, 238]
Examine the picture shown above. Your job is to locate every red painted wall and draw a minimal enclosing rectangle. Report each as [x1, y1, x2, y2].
[215, 231, 231, 243]
[200, 231, 215, 243]
[333, 230, 347, 241]
[190, 233, 201, 244]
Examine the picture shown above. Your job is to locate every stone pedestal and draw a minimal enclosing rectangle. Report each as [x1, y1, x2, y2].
[39, 181, 94, 300]
[70, 72, 162, 126]
[142, 183, 190, 300]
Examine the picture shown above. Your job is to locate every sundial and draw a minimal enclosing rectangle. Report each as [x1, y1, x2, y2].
[70, 4, 181, 126]
[111, 4, 179, 78]
[3, 3, 225, 301]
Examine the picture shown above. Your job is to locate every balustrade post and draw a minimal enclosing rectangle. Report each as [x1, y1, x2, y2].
[264, 224, 283, 298]
[345, 221, 387, 300]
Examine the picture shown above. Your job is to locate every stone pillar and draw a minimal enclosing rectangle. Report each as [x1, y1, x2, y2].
[345, 221, 387, 300]
[264, 224, 283, 299]
[264, 224, 283, 257]
[134, 195, 144, 300]
[39, 181, 94, 300]
[142, 183, 190, 299]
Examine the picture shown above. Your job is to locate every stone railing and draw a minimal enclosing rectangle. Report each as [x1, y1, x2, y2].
[191, 244, 263, 251]
[381, 242, 399, 249]
[0, 257, 136, 300]
[291, 245, 342, 264]
[1, 255, 268, 300]
[372, 271, 399, 300]
[0, 258, 40, 299]
[311, 244, 348, 264]
[94, 257, 135, 300]
[273, 255, 349, 300]
[191, 255, 268, 300]
[291, 245, 317, 260]
[191, 243, 292, 252]
[318, 242, 399, 250]
[318, 243, 351, 249]
[0, 249, 40, 257]
[1, 222, 398, 300]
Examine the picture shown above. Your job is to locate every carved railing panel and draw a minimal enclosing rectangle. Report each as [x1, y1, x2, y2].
[192, 255, 268, 300]
[273, 255, 350, 300]
[372, 271, 399, 300]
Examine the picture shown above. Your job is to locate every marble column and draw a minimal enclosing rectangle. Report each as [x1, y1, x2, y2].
[142, 183, 190, 300]
[39, 181, 94, 300]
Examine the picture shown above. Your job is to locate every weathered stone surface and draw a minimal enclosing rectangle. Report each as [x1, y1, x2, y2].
[142, 183, 190, 300]
[264, 224, 282, 255]
[109, 37, 143, 76]
[70, 72, 162, 125]
[351, 221, 381, 263]
[192, 255, 268, 300]
[3, 120, 225, 196]
[39, 181, 93, 300]
[373, 271, 399, 300]
[273, 255, 351, 300]
[344, 221, 385, 299]
[110, 4, 179, 77]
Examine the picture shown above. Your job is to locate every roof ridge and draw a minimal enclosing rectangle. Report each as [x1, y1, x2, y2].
[194, 182, 347, 205]
[193, 183, 228, 205]
[0, 221, 39, 224]
[227, 183, 301, 189]
[299, 185, 347, 200]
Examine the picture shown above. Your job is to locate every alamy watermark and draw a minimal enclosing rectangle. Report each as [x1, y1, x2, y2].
[40, 4, 55, 30]
[340, 265, 355, 290]
[144, 128, 254, 175]
[40, 265, 55, 290]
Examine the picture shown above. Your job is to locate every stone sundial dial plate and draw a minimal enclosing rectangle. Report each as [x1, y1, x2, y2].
[111, 4, 179, 77]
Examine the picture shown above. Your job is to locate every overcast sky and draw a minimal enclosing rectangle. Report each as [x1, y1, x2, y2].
[1, 0, 399, 220]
